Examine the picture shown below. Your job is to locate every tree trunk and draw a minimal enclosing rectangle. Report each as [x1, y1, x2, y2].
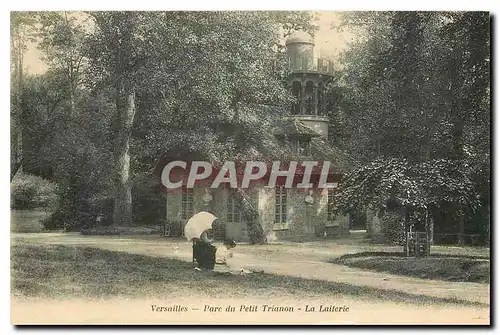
[10, 162, 22, 181]
[428, 211, 434, 245]
[113, 83, 136, 226]
[11, 88, 23, 180]
[11, 30, 23, 181]
[69, 87, 75, 117]
[486, 203, 490, 247]
[457, 213, 465, 245]
[234, 187, 266, 244]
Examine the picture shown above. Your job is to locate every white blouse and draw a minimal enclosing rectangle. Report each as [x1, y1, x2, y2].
[215, 245, 233, 265]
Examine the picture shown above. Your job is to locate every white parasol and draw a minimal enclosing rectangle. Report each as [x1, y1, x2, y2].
[184, 211, 218, 242]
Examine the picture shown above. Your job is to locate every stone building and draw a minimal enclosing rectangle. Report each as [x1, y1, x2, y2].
[155, 31, 350, 242]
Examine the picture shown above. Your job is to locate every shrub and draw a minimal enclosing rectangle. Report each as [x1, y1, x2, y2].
[380, 212, 406, 245]
[42, 194, 114, 231]
[11, 172, 58, 210]
[41, 145, 114, 232]
[132, 174, 166, 226]
[86, 196, 115, 227]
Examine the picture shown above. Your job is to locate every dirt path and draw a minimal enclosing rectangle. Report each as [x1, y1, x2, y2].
[12, 233, 490, 305]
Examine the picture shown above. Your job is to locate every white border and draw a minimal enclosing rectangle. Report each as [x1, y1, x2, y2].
[1, 1, 497, 334]
[2, 0, 499, 11]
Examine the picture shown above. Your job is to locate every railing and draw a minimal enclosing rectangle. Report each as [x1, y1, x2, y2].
[163, 220, 184, 237]
[288, 56, 335, 74]
[405, 231, 430, 257]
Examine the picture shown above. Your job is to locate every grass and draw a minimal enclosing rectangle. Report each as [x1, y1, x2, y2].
[11, 243, 487, 308]
[332, 252, 490, 283]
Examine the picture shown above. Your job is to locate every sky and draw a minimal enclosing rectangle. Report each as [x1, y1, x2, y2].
[21, 11, 357, 75]
[313, 12, 356, 60]
[23, 41, 45, 75]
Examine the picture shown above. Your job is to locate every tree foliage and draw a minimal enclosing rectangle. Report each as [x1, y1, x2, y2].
[14, 11, 316, 237]
[13, 11, 489, 244]
[337, 158, 479, 213]
[333, 12, 490, 241]
[11, 12, 39, 179]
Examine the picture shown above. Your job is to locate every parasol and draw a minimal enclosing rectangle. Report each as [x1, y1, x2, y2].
[184, 211, 217, 242]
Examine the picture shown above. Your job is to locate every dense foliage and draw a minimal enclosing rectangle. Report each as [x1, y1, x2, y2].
[332, 12, 490, 244]
[11, 11, 315, 240]
[11, 172, 58, 210]
[10, 12, 490, 245]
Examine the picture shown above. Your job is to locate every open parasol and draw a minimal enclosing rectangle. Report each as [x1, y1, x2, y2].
[184, 211, 217, 242]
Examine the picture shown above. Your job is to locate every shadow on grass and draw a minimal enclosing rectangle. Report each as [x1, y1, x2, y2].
[330, 252, 490, 284]
[11, 244, 487, 308]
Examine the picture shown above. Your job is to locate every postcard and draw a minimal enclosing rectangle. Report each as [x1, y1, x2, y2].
[10, 10, 490, 325]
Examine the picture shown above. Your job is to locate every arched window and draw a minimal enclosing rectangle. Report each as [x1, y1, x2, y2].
[291, 81, 302, 115]
[317, 82, 324, 115]
[305, 81, 314, 115]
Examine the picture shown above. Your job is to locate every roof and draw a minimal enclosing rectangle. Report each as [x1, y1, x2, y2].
[154, 134, 351, 178]
[310, 137, 352, 173]
[275, 119, 322, 138]
[152, 107, 352, 178]
[285, 30, 315, 45]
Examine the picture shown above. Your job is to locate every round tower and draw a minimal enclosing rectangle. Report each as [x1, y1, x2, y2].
[285, 31, 335, 140]
[285, 30, 315, 72]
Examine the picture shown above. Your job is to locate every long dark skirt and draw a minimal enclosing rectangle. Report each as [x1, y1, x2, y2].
[193, 241, 217, 270]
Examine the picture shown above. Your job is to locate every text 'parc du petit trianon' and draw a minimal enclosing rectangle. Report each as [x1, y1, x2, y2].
[159, 160, 339, 190]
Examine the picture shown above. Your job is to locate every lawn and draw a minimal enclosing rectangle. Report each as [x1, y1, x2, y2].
[332, 252, 490, 283]
[11, 243, 487, 308]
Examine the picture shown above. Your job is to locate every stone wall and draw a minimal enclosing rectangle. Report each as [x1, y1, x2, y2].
[258, 185, 276, 239]
[166, 190, 182, 221]
[165, 184, 350, 242]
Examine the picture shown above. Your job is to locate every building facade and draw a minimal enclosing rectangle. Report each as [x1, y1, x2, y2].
[160, 31, 350, 242]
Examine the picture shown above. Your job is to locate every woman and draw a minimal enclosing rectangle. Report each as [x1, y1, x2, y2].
[193, 229, 217, 271]
[215, 239, 237, 265]
[214, 239, 255, 275]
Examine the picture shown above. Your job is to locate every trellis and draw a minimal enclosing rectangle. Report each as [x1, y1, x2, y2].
[405, 231, 430, 257]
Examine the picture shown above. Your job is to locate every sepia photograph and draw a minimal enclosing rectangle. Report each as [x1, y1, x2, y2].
[9, 9, 491, 325]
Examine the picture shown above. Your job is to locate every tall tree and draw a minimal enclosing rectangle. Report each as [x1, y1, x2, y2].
[437, 12, 490, 243]
[128, 11, 316, 242]
[25, 11, 315, 235]
[37, 12, 89, 116]
[10, 12, 37, 180]
[86, 12, 148, 226]
[333, 12, 490, 244]
[16, 12, 90, 178]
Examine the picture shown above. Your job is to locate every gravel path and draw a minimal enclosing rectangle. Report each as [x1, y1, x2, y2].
[12, 233, 490, 305]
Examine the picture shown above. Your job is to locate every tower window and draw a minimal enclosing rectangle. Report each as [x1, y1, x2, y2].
[317, 82, 324, 115]
[328, 128, 334, 144]
[291, 81, 301, 115]
[291, 138, 311, 157]
[305, 81, 314, 115]
[298, 139, 311, 156]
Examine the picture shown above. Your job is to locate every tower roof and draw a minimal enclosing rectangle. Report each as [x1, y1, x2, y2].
[285, 30, 314, 46]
